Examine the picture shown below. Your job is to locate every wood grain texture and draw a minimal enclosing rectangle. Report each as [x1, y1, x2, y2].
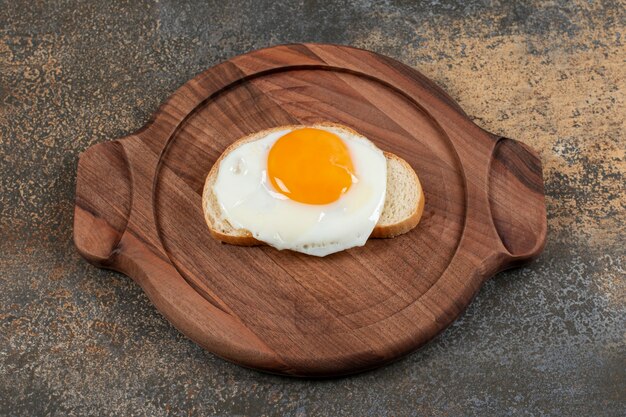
[73, 43, 547, 376]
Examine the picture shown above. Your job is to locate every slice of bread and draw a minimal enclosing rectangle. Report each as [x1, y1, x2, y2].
[202, 124, 425, 246]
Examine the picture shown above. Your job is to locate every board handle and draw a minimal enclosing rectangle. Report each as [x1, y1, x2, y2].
[74, 140, 132, 268]
[488, 138, 547, 268]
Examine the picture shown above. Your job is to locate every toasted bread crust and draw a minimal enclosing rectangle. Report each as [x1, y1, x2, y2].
[209, 229, 262, 246]
[369, 153, 425, 239]
[202, 123, 424, 247]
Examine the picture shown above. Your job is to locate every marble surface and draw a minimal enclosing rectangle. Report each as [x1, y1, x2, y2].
[1, 1, 624, 415]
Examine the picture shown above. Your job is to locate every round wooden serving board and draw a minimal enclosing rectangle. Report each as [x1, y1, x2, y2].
[74, 44, 547, 376]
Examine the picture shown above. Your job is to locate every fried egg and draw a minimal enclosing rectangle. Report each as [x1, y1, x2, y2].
[212, 124, 387, 256]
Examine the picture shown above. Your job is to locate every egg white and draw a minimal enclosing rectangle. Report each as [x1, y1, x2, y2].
[212, 125, 387, 256]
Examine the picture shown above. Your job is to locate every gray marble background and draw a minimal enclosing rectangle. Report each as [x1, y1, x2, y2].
[1, 1, 624, 415]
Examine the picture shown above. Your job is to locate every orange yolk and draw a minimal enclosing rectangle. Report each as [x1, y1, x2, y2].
[267, 128, 355, 205]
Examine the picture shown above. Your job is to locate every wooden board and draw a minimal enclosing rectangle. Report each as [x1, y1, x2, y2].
[74, 44, 547, 376]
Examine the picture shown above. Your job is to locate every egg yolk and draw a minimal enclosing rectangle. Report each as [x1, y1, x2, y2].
[267, 128, 355, 205]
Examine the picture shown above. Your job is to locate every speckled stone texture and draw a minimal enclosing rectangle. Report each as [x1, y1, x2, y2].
[1, 0, 624, 415]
